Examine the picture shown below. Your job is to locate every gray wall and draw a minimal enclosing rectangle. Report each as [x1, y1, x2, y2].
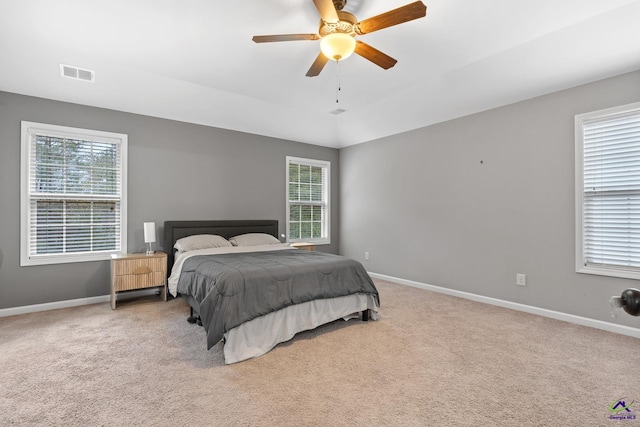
[340, 70, 640, 329]
[0, 91, 339, 309]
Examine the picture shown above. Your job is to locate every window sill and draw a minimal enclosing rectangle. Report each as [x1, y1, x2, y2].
[577, 265, 640, 281]
[21, 252, 117, 267]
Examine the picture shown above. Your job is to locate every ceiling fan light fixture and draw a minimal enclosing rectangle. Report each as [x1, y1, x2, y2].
[320, 33, 356, 61]
[253, 1, 427, 76]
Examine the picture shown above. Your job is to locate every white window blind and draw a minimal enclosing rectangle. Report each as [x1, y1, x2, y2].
[21, 122, 128, 266]
[576, 102, 640, 278]
[286, 156, 330, 244]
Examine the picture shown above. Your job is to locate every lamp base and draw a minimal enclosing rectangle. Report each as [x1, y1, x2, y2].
[146, 249, 155, 256]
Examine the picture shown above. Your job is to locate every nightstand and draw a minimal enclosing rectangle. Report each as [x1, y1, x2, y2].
[110, 252, 167, 309]
[290, 242, 316, 251]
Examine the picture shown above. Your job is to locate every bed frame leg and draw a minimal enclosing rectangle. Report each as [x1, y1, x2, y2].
[362, 309, 369, 321]
[187, 306, 201, 326]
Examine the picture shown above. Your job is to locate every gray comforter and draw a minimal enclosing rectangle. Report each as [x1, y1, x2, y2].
[177, 249, 379, 349]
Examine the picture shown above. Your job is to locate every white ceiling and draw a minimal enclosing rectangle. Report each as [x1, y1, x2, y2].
[1, 0, 639, 148]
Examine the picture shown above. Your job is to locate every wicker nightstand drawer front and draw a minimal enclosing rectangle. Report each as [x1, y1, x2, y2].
[114, 271, 166, 292]
[114, 257, 165, 276]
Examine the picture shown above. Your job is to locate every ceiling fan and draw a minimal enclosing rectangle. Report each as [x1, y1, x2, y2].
[252, 0, 427, 77]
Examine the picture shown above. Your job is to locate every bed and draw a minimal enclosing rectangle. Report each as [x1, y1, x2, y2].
[164, 220, 380, 364]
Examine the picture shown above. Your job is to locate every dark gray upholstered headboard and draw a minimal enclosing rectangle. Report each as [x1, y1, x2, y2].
[163, 220, 279, 273]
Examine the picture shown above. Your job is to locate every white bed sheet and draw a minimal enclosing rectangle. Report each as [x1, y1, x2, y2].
[167, 243, 293, 297]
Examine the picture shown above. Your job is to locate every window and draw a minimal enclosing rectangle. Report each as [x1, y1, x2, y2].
[286, 156, 330, 244]
[575, 102, 640, 279]
[21, 121, 128, 266]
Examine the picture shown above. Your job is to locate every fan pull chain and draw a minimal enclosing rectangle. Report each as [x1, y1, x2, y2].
[336, 60, 342, 103]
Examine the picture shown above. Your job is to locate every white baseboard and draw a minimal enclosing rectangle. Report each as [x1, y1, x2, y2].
[5, 273, 638, 338]
[0, 288, 160, 318]
[369, 272, 640, 339]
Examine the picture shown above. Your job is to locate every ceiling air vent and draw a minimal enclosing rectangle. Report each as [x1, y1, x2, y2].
[329, 108, 347, 115]
[59, 64, 95, 82]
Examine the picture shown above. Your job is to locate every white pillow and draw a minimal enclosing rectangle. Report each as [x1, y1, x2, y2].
[174, 234, 232, 252]
[229, 233, 280, 246]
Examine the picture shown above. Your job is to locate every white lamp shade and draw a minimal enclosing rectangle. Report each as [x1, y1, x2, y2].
[320, 33, 356, 61]
[143, 222, 156, 243]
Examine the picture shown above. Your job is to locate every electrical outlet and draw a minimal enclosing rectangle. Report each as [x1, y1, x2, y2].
[516, 273, 526, 286]
[364, 252, 370, 261]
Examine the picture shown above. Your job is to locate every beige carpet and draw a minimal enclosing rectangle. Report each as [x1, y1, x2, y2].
[1, 279, 639, 426]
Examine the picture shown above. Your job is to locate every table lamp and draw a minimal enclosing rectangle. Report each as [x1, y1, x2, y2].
[144, 222, 156, 255]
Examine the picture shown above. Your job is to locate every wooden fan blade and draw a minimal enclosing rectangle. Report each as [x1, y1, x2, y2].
[253, 34, 320, 43]
[354, 41, 397, 69]
[313, 0, 339, 23]
[306, 52, 329, 77]
[356, 1, 427, 35]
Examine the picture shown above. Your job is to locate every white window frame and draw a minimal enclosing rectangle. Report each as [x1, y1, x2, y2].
[286, 156, 330, 245]
[575, 102, 640, 279]
[20, 121, 128, 266]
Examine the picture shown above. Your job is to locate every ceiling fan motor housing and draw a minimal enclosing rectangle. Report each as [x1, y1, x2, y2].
[319, 11, 357, 37]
